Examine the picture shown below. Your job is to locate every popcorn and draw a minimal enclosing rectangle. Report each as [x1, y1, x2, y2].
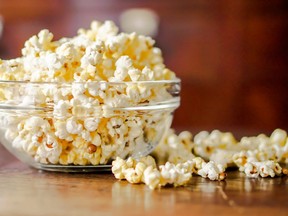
[0, 58, 25, 81]
[113, 158, 224, 190]
[152, 129, 194, 164]
[193, 130, 238, 161]
[0, 19, 179, 166]
[112, 129, 287, 190]
[112, 156, 157, 183]
[232, 129, 288, 171]
[22, 29, 54, 56]
[193, 129, 288, 168]
[0, 19, 175, 83]
[112, 151, 227, 190]
[243, 161, 283, 178]
[197, 161, 226, 181]
[84, 118, 100, 132]
[66, 117, 83, 135]
[159, 162, 192, 187]
[35, 134, 62, 164]
[111, 157, 127, 179]
[142, 166, 161, 190]
[53, 100, 71, 118]
[54, 121, 73, 141]
[113, 157, 160, 189]
[80, 41, 104, 69]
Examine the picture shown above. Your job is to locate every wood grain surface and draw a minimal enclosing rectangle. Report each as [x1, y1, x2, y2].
[0, 145, 287, 216]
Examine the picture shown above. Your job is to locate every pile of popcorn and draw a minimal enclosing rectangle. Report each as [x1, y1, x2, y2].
[113, 128, 288, 189]
[0, 21, 178, 165]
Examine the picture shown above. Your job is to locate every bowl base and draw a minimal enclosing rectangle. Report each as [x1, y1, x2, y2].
[32, 164, 112, 173]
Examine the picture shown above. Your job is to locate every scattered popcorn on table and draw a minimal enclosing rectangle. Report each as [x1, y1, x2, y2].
[112, 153, 227, 190]
[112, 128, 288, 190]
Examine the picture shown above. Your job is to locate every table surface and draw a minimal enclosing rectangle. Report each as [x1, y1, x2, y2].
[0, 145, 287, 216]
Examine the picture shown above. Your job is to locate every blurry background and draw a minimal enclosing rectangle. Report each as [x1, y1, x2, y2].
[0, 0, 287, 136]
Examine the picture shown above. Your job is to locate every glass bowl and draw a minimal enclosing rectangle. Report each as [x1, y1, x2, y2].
[0, 80, 180, 172]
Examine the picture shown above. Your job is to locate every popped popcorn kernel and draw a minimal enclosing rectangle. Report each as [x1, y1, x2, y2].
[244, 161, 283, 178]
[159, 162, 192, 187]
[152, 129, 195, 165]
[143, 166, 161, 190]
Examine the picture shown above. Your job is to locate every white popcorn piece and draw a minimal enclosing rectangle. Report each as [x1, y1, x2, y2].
[22, 29, 54, 56]
[142, 166, 161, 190]
[197, 161, 226, 181]
[81, 130, 91, 142]
[244, 161, 283, 178]
[159, 162, 192, 187]
[95, 20, 119, 41]
[152, 129, 194, 164]
[209, 149, 234, 168]
[66, 117, 83, 134]
[85, 81, 100, 97]
[193, 130, 238, 160]
[270, 129, 287, 145]
[20, 85, 47, 106]
[71, 83, 86, 97]
[84, 118, 100, 132]
[112, 157, 127, 180]
[128, 68, 141, 81]
[90, 132, 101, 146]
[126, 84, 141, 103]
[0, 58, 25, 81]
[53, 100, 71, 118]
[54, 121, 73, 141]
[141, 67, 154, 81]
[109, 56, 132, 82]
[80, 41, 104, 73]
[112, 156, 153, 181]
[106, 33, 129, 53]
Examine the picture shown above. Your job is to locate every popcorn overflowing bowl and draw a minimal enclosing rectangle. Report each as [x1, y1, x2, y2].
[0, 79, 180, 171]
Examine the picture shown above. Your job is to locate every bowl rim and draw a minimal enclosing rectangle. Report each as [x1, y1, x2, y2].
[0, 78, 181, 85]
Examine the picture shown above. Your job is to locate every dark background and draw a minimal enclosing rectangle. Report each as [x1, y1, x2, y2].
[0, 0, 287, 136]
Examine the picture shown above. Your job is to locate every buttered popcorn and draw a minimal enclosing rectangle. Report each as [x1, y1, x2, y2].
[0, 20, 179, 166]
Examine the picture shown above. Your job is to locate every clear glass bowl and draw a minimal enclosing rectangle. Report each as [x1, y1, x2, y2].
[0, 80, 180, 172]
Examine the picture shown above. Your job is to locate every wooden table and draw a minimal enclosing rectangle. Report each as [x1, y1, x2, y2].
[0, 145, 287, 216]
